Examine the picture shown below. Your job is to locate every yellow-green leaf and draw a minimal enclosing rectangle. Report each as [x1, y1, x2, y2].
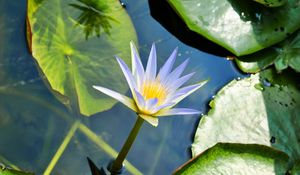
[27, 0, 137, 116]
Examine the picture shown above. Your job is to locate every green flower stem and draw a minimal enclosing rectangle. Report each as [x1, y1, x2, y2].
[78, 123, 142, 175]
[110, 115, 144, 173]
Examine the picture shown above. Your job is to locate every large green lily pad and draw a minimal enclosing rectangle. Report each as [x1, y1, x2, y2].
[167, 0, 300, 56]
[174, 143, 289, 175]
[192, 69, 300, 167]
[27, 0, 137, 116]
[236, 29, 300, 73]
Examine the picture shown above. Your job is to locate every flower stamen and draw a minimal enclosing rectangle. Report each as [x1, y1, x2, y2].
[141, 81, 167, 105]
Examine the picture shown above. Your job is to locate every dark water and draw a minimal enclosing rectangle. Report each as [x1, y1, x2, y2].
[0, 0, 244, 174]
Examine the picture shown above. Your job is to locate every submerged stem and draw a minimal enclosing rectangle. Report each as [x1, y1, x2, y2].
[44, 120, 79, 175]
[110, 115, 144, 174]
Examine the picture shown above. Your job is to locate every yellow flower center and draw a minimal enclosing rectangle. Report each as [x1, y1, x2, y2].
[141, 81, 167, 105]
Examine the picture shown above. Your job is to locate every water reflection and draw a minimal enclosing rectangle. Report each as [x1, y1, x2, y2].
[70, 0, 118, 40]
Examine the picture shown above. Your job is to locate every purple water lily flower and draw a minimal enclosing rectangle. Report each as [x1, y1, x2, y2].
[93, 42, 207, 127]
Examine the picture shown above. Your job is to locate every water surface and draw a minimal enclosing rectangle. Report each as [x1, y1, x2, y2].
[0, 0, 244, 174]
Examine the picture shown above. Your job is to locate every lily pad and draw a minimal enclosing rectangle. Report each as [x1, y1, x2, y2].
[0, 167, 34, 175]
[174, 143, 289, 175]
[236, 29, 300, 73]
[192, 69, 300, 167]
[167, 0, 300, 56]
[26, 0, 137, 116]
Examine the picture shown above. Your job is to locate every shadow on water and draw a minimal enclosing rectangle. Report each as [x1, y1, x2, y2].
[148, 0, 232, 57]
[69, 0, 118, 40]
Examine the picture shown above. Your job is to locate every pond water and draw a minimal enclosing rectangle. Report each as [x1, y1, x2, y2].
[0, 0, 244, 174]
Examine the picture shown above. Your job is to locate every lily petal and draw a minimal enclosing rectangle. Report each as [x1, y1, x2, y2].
[151, 102, 175, 113]
[93, 85, 137, 111]
[155, 108, 201, 116]
[161, 58, 189, 85]
[139, 114, 158, 127]
[171, 80, 208, 105]
[145, 98, 158, 110]
[167, 72, 195, 92]
[116, 57, 137, 94]
[145, 43, 157, 82]
[134, 89, 146, 109]
[157, 47, 177, 80]
[130, 41, 144, 88]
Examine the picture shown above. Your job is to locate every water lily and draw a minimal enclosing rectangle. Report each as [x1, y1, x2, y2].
[92, 42, 207, 173]
[93, 42, 207, 127]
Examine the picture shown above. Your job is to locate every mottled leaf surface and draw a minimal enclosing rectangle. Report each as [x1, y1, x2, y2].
[192, 69, 300, 167]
